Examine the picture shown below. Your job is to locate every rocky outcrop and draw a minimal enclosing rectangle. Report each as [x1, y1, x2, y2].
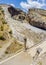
[8, 6, 26, 21]
[28, 8, 46, 30]
[8, 6, 46, 30]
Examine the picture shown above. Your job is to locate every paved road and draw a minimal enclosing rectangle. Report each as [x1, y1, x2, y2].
[0, 51, 32, 65]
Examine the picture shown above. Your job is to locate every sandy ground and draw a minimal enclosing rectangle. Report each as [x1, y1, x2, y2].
[0, 39, 13, 58]
[0, 51, 33, 65]
[28, 40, 46, 57]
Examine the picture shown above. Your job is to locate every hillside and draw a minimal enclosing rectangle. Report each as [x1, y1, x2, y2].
[0, 5, 23, 61]
[0, 4, 46, 63]
[0, 6, 12, 39]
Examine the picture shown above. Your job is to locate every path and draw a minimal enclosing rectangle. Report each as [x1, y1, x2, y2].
[0, 51, 32, 65]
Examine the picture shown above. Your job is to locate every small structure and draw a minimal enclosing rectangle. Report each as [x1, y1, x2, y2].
[24, 38, 27, 51]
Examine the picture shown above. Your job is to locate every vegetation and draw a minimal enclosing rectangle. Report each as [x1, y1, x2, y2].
[0, 46, 2, 48]
[1, 10, 4, 14]
[2, 20, 7, 24]
[9, 30, 12, 34]
[1, 25, 3, 31]
[5, 40, 23, 54]
[5, 51, 8, 54]
[38, 61, 42, 65]
[0, 36, 5, 40]
[0, 6, 12, 41]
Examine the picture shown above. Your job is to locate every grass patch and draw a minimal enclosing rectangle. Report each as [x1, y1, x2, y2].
[1, 26, 3, 31]
[5, 40, 23, 54]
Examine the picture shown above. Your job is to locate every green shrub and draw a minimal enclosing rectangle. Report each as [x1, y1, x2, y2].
[5, 51, 8, 54]
[9, 30, 12, 34]
[0, 46, 2, 48]
[1, 26, 3, 31]
[0, 13, 1, 15]
[0, 36, 6, 40]
[1, 10, 4, 13]
[0, 7, 2, 10]
[2, 20, 7, 24]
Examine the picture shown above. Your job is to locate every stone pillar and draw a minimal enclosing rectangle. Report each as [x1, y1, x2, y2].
[24, 38, 27, 51]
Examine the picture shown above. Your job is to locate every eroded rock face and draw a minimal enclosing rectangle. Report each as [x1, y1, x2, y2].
[8, 6, 46, 30]
[28, 8, 46, 30]
[8, 6, 26, 21]
[8, 6, 21, 16]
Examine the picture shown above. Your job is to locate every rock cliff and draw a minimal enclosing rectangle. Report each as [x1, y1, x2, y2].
[28, 8, 46, 30]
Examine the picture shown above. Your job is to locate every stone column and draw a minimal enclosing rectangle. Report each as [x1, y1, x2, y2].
[24, 38, 27, 51]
